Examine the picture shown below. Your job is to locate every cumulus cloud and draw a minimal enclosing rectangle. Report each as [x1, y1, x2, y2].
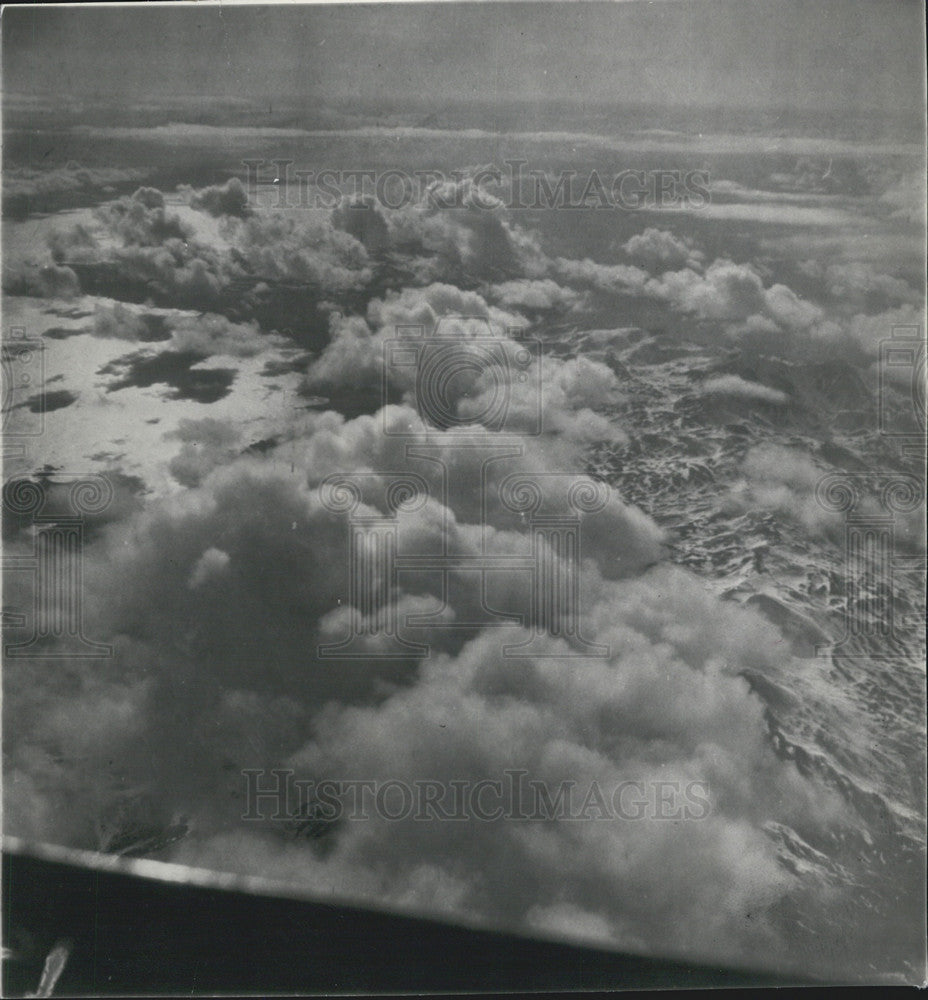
[485, 277, 586, 313]
[92, 302, 276, 358]
[327, 175, 548, 291]
[229, 212, 372, 293]
[647, 259, 768, 323]
[383, 178, 548, 282]
[40, 177, 898, 384]
[306, 284, 626, 444]
[2, 164, 150, 219]
[92, 302, 173, 342]
[37, 185, 372, 328]
[187, 178, 251, 219]
[48, 217, 231, 311]
[4, 149, 916, 981]
[4, 394, 667, 857]
[331, 197, 390, 254]
[2, 261, 80, 299]
[188, 546, 232, 588]
[837, 303, 926, 358]
[798, 260, 920, 309]
[167, 417, 243, 486]
[167, 312, 277, 358]
[459, 354, 625, 442]
[551, 257, 651, 296]
[729, 444, 839, 537]
[878, 170, 927, 226]
[622, 228, 704, 272]
[699, 374, 788, 405]
[3, 408, 848, 969]
[545, 254, 827, 348]
[728, 444, 923, 548]
[94, 188, 193, 246]
[169, 559, 841, 967]
[306, 283, 524, 399]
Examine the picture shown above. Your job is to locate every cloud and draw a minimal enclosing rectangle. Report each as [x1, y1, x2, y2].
[2, 164, 150, 219]
[546, 254, 827, 346]
[306, 284, 526, 401]
[728, 444, 923, 548]
[50, 229, 231, 312]
[167, 417, 242, 486]
[331, 197, 390, 253]
[727, 443, 840, 537]
[364, 175, 549, 283]
[699, 375, 788, 405]
[39, 186, 372, 327]
[647, 260, 768, 323]
[622, 228, 703, 272]
[306, 284, 626, 445]
[188, 546, 232, 588]
[837, 303, 926, 358]
[228, 212, 373, 294]
[2, 261, 80, 299]
[93, 303, 173, 342]
[91, 301, 276, 358]
[90, 306, 279, 405]
[167, 560, 841, 967]
[94, 188, 193, 246]
[187, 178, 251, 219]
[4, 149, 917, 980]
[166, 312, 276, 358]
[6, 441, 844, 968]
[42, 178, 910, 386]
[485, 278, 586, 313]
[551, 257, 651, 296]
[3, 389, 671, 848]
[878, 170, 927, 226]
[798, 260, 920, 308]
[459, 354, 626, 442]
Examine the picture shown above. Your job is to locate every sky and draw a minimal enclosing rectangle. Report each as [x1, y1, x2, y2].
[2, 0, 925, 113]
[2, 2, 927, 983]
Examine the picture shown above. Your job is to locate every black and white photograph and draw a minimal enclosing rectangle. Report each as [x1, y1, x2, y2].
[1, 0, 926, 993]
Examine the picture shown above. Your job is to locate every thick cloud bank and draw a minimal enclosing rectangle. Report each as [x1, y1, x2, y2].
[3, 154, 924, 980]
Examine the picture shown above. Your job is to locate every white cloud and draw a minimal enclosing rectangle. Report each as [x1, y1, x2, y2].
[622, 227, 703, 272]
[700, 375, 788, 405]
